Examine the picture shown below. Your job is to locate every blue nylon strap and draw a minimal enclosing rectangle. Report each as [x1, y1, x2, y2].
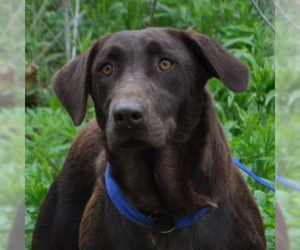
[233, 158, 275, 192]
[105, 158, 275, 231]
[105, 162, 155, 228]
[105, 162, 210, 230]
[275, 174, 300, 192]
[175, 206, 210, 229]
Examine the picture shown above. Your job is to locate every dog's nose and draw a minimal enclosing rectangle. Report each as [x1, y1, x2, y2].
[113, 99, 143, 127]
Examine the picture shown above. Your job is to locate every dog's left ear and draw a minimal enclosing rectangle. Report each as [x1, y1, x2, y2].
[52, 41, 99, 126]
[182, 30, 250, 92]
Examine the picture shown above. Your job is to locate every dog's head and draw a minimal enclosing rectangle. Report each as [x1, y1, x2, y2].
[53, 28, 249, 151]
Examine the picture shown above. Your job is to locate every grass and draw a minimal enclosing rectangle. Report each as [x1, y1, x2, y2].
[275, 5, 300, 249]
[0, 108, 25, 250]
[0, 0, 25, 248]
[25, 0, 275, 249]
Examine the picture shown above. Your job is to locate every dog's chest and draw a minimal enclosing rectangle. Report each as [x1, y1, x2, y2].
[139, 228, 217, 250]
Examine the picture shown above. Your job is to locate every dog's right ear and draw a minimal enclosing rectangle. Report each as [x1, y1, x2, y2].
[52, 41, 99, 126]
[181, 30, 250, 93]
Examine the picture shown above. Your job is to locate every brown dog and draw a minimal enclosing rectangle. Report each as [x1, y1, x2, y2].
[32, 28, 266, 250]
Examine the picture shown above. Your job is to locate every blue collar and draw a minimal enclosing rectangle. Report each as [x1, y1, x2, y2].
[105, 158, 274, 232]
[105, 162, 211, 233]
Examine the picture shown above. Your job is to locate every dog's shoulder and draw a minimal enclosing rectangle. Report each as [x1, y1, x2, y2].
[58, 119, 105, 184]
[69, 119, 104, 157]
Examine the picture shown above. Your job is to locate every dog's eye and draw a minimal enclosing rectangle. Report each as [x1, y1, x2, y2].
[101, 64, 113, 76]
[158, 59, 174, 71]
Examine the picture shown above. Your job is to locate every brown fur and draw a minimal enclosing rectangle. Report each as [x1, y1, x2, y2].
[32, 28, 266, 250]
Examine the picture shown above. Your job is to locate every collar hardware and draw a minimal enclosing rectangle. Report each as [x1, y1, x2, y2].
[148, 212, 176, 234]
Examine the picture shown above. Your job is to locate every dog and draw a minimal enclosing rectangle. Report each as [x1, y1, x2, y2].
[32, 28, 266, 250]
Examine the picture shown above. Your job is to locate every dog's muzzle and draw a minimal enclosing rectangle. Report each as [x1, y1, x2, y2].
[113, 99, 144, 129]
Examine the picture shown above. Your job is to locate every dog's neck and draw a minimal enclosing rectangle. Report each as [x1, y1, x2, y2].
[106, 91, 236, 215]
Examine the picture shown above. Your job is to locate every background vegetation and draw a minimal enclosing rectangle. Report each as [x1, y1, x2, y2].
[275, 1, 300, 249]
[25, 0, 276, 249]
[0, 0, 24, 249]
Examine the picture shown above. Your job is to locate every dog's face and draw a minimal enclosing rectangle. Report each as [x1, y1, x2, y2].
[90, 29, 207, 150]
[53, 28, 249, 151]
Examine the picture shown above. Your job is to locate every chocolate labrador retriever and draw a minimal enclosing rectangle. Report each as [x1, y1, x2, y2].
[32, 28, 266, 250]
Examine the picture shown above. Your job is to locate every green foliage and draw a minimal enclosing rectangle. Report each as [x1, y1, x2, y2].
[275, 8, 300, 250]
[0, 108, 25, 249]
[25, 0, 275, 249]
[25, 108, 80, 248]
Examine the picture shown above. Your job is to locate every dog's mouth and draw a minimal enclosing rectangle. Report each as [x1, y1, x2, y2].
[107, 126, 167, 151]
[106, 112, 175, 152]
[107, 125, 156, 151]
[120, 138, 150, 150]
